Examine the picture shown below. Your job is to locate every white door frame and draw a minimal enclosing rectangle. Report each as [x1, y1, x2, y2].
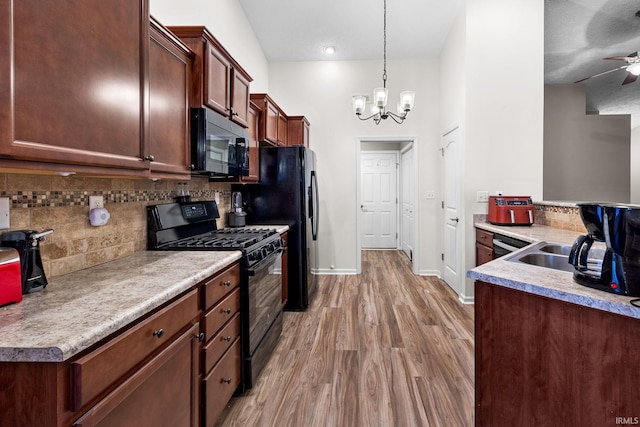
[356, 136, 419, 275]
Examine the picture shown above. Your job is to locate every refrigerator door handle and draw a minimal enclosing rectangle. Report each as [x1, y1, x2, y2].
[310, 170, 319, 240]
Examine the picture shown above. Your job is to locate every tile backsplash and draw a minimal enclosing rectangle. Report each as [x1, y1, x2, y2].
[0, 173, 234, 279]
[534, 202, 584, 232]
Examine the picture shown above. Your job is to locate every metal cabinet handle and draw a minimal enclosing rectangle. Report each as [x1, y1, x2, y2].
[152, 329, 164, 338]
[222, 378, 232, 384]
[223, 280, 231, 287]
[223, 308, 232, 314]
[223, 336, 232, 342]
[144, 155, 155, 161]
[196, 332, 204, 342]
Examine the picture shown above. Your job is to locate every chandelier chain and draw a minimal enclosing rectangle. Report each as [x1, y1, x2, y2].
[383, 0, 387, 87]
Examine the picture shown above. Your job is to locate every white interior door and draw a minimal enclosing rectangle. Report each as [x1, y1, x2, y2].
[443, 127, 461, 293]
[401, 147, 415, 259]
[361, 152, 398, 249]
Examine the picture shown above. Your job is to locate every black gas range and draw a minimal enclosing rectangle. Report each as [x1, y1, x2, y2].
[146, 200, 281, 265]
[146, 200, 284, 391]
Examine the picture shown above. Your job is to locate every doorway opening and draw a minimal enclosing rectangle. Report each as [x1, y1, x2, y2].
[356, 137, 419, 275]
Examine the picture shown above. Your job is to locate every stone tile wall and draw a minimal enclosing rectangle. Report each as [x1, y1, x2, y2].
[534, 203, 584, 232]
[0, 173, 233, 279]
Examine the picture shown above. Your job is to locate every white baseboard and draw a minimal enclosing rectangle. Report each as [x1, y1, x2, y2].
[418, 270, 441, 277]
[458, 294, 475, 304]
[314, 268, 358, 275]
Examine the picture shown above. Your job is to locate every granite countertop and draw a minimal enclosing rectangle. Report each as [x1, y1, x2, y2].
[469, 219, 640, 320]
[0, 251, 242, 363]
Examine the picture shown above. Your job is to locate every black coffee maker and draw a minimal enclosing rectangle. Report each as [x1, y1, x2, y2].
[569, 203, 640, 296]
[0, 229, 53, 294]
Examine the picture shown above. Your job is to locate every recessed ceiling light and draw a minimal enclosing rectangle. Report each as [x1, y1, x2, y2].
[323, 46, 335, 55]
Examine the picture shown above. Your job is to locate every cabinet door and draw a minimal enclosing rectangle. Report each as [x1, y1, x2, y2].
[204, 42, 231, 117]
[243, 103, 260, 182]
[0, 0, 148, 171]
[230, 69, 250, 128]
[72, 324, 199, 427]
[277, 114, 288, 146]
[264, 101, 279, 144]
[476, 242, 494, 266]
[148, 21, 192, 178]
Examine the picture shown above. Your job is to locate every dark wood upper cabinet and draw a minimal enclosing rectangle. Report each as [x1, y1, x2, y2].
[250, 93, 288, 146]
[0, 0, 149, 172]
[168, 26, 252, 128]
[287, 116, 310, 147]
[148, 18, 193, 179]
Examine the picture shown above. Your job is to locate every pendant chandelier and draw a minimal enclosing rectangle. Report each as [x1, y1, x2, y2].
[352, 0, 415, 125]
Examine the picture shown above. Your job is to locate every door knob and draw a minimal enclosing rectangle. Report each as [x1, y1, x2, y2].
[449, 217, 459, 223]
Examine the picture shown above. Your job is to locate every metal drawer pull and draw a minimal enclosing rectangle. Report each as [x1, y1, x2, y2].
[223, 308, 232, 314]
[196, 332, 205, 342]
[152, 329, 164, 338]
[223, 280, 231, 287]
[223, 336, 232, 342]
[222, 378, 232, 384]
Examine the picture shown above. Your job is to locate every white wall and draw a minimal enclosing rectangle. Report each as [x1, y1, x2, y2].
[461, 0, 545, 298]
[544, 84, 630, 203]
[268, 60, 441, 274]
[150, 0, 269, 91]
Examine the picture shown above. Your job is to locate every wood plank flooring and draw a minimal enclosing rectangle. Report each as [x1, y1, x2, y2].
[216, 250, 475, 427]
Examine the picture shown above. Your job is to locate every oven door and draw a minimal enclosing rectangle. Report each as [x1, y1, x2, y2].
[243, 248, 283, 388]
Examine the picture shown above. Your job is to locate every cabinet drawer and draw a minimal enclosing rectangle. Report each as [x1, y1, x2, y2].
[202, 287, 240, 342]
[202, 338, 241, 427]
[202, 263, 241, 311]
[202, 312, 241, 374]
[71, 290, 198, 412]
[476, 228, 494, 248]
[476, 242, 495, 266]
[72, 324, 199, 427]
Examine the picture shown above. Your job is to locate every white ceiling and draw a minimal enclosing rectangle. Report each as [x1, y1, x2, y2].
[238, 0, 464, 62]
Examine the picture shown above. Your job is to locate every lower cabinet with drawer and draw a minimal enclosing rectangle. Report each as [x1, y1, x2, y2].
[199, 262, 242, 426]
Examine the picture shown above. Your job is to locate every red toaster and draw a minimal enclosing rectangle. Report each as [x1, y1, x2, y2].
[487, 196, 535, 226]
[0, 247, 22, 306]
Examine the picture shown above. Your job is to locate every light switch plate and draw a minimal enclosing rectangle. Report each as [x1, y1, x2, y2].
[0, 197, 9, 229]
[477, 191, 489, 202]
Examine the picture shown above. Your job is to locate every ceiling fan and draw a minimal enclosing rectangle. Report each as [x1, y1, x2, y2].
[574, 52, 640, 85]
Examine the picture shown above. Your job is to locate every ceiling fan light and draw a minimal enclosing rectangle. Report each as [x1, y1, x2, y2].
[628, 63, 640, 75]
[373, 87, 388, 108]
[399, 91, 415, 111]
[352, 95, 367, 115]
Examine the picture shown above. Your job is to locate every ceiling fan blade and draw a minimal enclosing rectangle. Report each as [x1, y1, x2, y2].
[603, 56, 638, 62]
[574, 66, 625, 84]
[622, 72, 638, 85]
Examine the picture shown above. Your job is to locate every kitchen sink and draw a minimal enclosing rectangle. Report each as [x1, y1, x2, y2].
[538, 243, 572, 256]
[505, 241, 574, 273]
[515, 253, 575, 272]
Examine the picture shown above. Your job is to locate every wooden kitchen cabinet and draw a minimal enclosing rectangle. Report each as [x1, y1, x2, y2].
[475, 228, 494, 266]
[240, 101, 260, 183]
[167, 26, 253, 128]
[475, 281, 640, 426]
[199, 262, 242, 426]
[0, 0, 149, 173]
[148, 17, 193, 179]
[0, 288, 200, 427]
[250, 93, 288, 146]
[287, 116, 310, 147]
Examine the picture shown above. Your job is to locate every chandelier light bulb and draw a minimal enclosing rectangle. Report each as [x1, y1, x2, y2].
[352, 95, 367, 115]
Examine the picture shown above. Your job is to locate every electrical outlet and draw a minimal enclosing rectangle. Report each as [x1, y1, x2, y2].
[477, 191, 489, 202]
[425, 191, 436, 200]
[89, 196, 104, 209]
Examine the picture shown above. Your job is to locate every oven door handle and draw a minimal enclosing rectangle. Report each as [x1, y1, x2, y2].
[246, 249, 283, 276]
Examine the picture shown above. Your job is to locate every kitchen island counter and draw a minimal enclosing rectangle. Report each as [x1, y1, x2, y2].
[469, 218, 640, 319]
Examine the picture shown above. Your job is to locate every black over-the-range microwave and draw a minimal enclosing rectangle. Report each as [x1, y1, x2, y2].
[190, 107, 249, 177]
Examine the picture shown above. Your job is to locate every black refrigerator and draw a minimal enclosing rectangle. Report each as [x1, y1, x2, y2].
[233, 146, 319, 311]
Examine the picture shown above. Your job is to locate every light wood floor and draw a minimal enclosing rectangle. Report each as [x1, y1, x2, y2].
[217, 250, 475, 427]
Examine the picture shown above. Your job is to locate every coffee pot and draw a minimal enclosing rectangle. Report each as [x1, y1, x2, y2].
[0, 229, 53, 294]
[569, 203, 640, 296]
[227, 192, 246, 227]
